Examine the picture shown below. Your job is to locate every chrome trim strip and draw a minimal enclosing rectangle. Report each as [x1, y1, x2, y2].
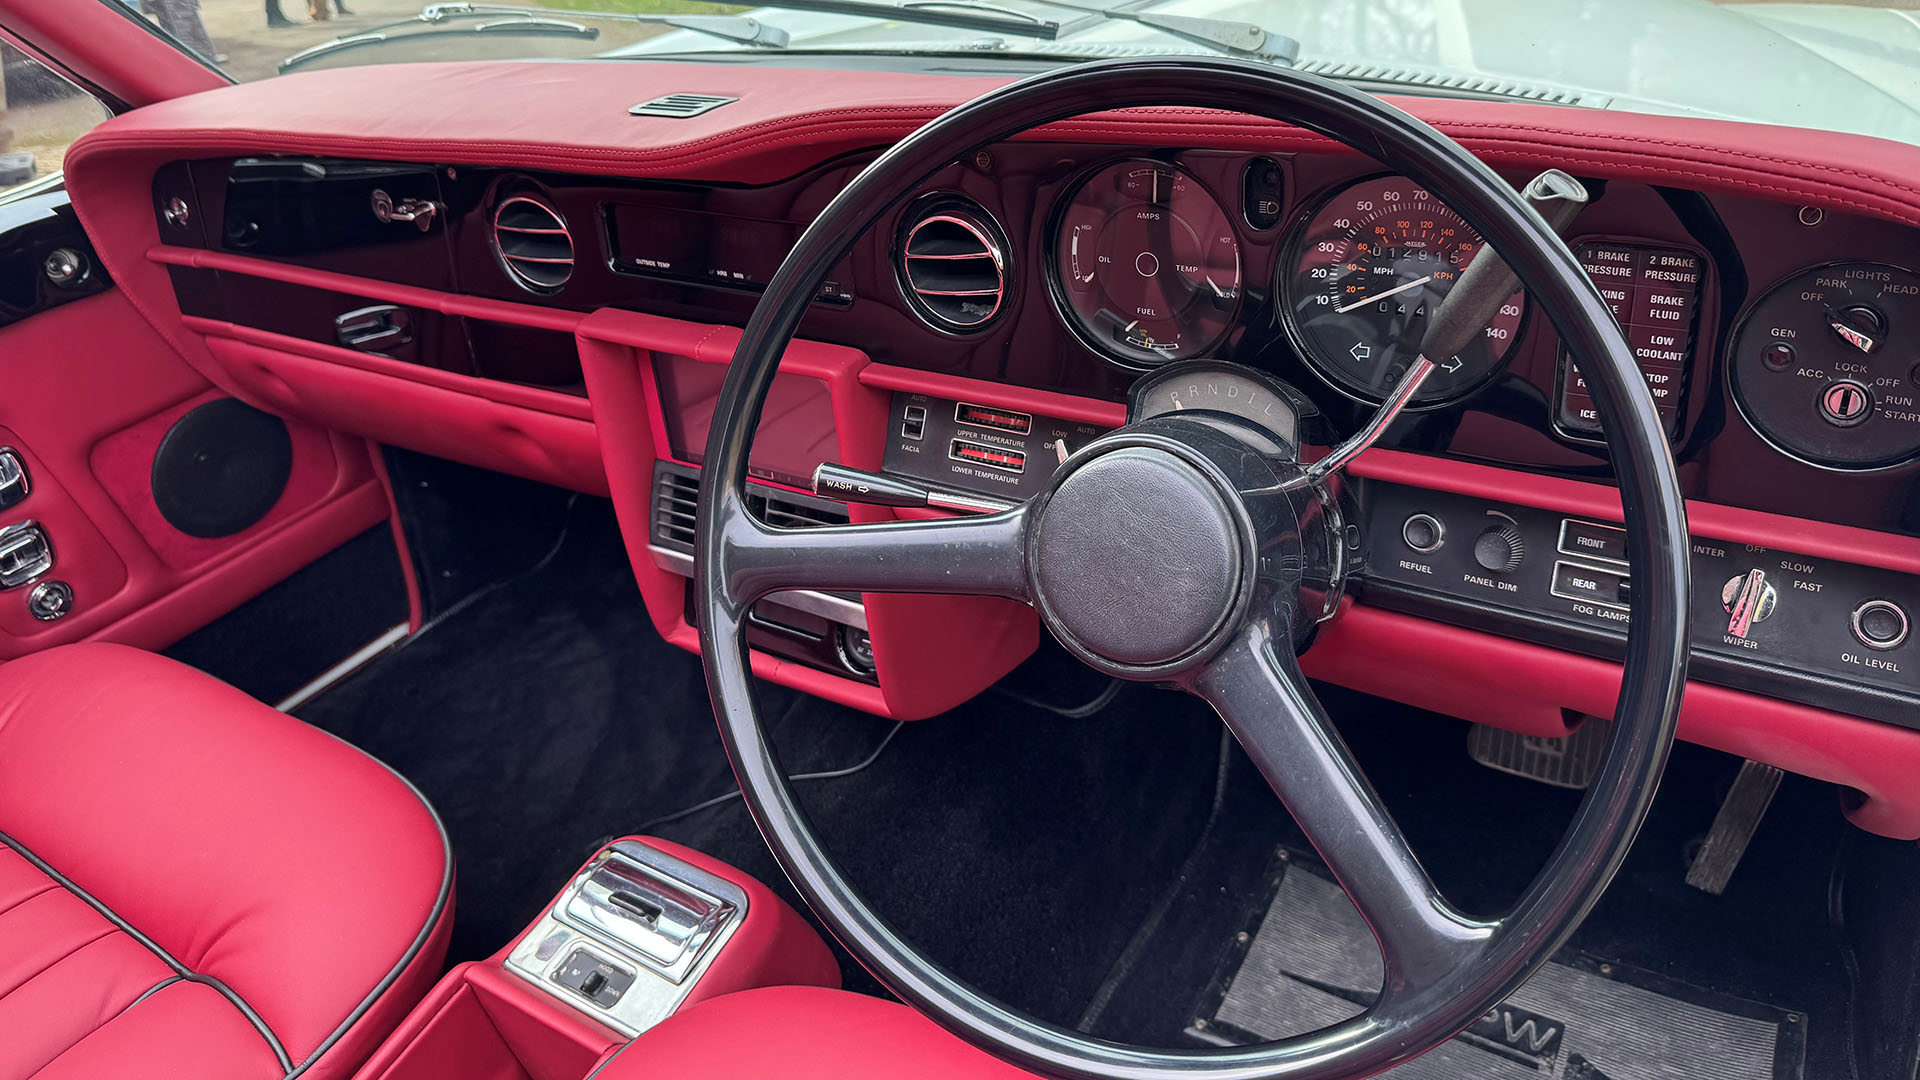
[647, 545, 868, 630]
[275, 622, 411, 713]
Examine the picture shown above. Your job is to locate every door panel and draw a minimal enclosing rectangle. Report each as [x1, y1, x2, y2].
[0, 281, 386, 658]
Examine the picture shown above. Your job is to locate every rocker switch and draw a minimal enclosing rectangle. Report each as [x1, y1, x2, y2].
[0, 449, 29, 511]
[552, 948, 636, 1009]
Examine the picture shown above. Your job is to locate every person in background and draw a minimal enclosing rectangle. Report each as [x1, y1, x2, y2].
[140, 0, 218, 62]
[266, 0, 295, 27]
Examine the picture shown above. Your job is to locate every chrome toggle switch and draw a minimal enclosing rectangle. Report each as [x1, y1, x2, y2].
[0, 448, 29, 511]
[0, 520, 52, 589]
[1722, 569, 1778, 639]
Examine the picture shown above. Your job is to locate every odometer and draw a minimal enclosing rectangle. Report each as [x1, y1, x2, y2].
[1282, 176, 1525, 406]
[1051, 161, 1242, 369]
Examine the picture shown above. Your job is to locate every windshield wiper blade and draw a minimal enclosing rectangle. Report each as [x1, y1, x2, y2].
[283, 2, 789, 71]
[421, 3, 789, 44]
[282, 12, 603, 72]
[425, 0, 1052, 47]
[1037, 0, 1295, 61]
[740, 0, 1059, 40]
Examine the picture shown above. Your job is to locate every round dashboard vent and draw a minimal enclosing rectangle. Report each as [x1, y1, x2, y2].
[492, 193, 574, 293]
[896, 200, 1007, 332]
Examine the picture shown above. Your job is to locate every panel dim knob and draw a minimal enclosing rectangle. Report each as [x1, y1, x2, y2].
[1472, 525, 1525, 573]
[1852, 599, 1909, 650]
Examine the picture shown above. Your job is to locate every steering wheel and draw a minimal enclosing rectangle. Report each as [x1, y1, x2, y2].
[695, 57, 1690, 1080]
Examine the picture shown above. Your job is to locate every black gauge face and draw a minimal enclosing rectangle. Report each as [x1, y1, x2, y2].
[1730, 262, 1920, 470]
[1282, 176, 1525, 406]
[1052, 161, 1243, 369]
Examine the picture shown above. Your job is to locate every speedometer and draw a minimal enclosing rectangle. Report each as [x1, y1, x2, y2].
[1051, 161, 1242, 369]
[1282, 176, 1525, 406]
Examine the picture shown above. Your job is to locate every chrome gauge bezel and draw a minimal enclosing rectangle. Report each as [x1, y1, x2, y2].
[1727, 259, 1920, 474]
[1275, 172, 1530, 411]
[1043, 156, 1245, 373]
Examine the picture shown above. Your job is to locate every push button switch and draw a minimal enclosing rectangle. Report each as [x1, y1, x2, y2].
[1852, 600, 1909, 650]
[1551, 560, 1631, 610]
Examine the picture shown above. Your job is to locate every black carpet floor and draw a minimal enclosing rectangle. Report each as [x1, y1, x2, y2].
[286, 495, 1904, 1069]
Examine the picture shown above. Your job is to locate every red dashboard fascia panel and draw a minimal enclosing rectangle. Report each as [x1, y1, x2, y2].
[578, 306, 1038, 720]
[1305, 601, 1920, 839]
[51, 60, 1920, 829]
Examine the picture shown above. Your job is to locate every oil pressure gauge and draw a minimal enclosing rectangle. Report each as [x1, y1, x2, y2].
[1730, 261, 1920, 470]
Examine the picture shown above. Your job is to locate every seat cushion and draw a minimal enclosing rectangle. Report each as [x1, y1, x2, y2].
[604, 985, 1044, 1080]
[0, 643, 452, 1080]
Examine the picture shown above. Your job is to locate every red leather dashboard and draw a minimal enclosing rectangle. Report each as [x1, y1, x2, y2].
[58, 59, 1920, 838]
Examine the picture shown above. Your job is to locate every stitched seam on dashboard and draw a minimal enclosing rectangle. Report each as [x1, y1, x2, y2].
[72, 120, 1920, 221]
[0, 830, 294, 1073]
[66, 104, 1920, 184]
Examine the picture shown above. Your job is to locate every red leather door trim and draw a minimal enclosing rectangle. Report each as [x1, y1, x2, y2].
[0, 290, 385, 658]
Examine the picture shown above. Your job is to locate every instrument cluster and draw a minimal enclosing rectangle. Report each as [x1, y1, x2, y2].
[1034, 149, 1920, 477]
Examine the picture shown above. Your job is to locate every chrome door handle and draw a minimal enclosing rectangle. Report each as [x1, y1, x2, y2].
[370, 188, 440, 232]
[334, 305, 413, 351]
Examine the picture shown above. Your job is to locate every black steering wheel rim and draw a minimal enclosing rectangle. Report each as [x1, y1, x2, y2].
[695, 57, 1690, 1080]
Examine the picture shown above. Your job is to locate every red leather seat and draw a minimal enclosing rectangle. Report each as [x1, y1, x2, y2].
[605, 985, 1044, 1079]
[0, 644, 452, 1079]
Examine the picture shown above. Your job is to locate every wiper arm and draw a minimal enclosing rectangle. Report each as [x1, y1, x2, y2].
[1037, 0, 1296, 61]
[421, 3, 788, 44]
[741, 0, 1059, 40]
[282, 2, 789, 71]
[425, 0, 1054, 47]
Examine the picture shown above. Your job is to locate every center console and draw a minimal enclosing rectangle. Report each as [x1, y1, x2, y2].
[504, 841, 749, 1036]
[352, 837, 839, 1080]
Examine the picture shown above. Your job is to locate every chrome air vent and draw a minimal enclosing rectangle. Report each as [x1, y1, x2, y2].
[654, 467, 701, 551]
[896, 198, 1007, 333]
[629, 93, 738, 118]
[651, 463, 847, 554]
[492, 193, 574, 293]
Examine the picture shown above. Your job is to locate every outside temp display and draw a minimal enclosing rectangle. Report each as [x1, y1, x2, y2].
[1051, 161, 1243, 369]
[1283, 175, 1525, 406]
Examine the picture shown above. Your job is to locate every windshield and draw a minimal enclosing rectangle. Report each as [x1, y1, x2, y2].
[105, 0, 1920, 145]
